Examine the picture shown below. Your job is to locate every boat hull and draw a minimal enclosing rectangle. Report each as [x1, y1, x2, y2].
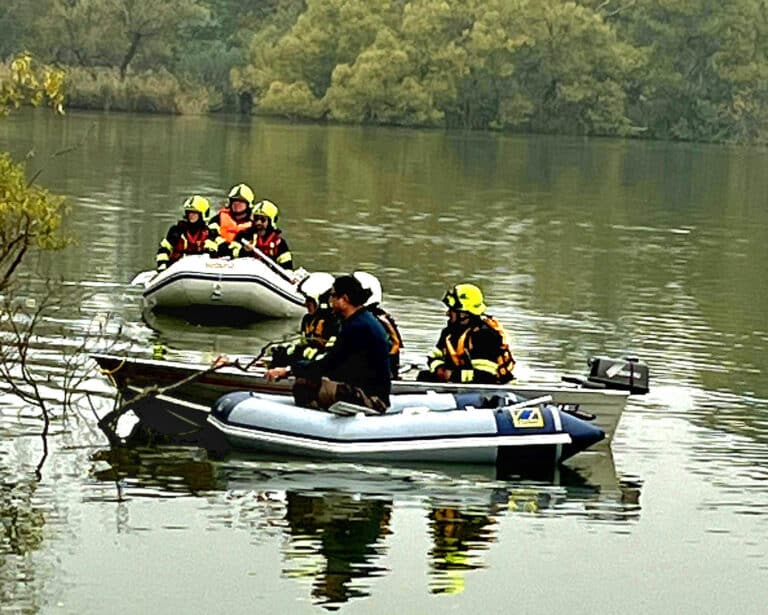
[93, 353, 629, 441]
[208, 391, 605, 468]
[141, 254, 306, 319]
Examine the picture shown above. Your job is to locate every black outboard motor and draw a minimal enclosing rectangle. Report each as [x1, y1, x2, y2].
[563, 356, 649, 395]
[587, 356, 649, 394]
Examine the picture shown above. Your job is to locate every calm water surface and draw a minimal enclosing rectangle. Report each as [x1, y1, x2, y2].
[1, 111, 767, 614]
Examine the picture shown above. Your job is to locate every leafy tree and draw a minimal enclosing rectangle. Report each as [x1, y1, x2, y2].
[1, 52, 68, 289]
[618, 0, 768, 142]
[504, 0, 644, 136]
[34, 0, 209, 80]
[325, 28, 443, 125]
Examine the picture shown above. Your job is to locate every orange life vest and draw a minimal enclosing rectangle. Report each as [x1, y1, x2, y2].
[218, 209, 252, 243]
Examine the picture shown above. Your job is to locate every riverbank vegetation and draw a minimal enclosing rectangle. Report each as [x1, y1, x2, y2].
[2, 0, 767, 142]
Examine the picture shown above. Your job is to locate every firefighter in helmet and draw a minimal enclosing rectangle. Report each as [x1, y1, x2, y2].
[417, 283, 515, 384]
[155, 195, 211, 271]
[230, 199, 294, 270]
[205, 183, 255, 255]
[269, 272, 340, 368]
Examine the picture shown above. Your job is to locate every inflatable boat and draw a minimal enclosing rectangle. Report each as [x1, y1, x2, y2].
[138, 254, 307, 320]
[92, 353, 646, 442]
[207, 390, 606, 469]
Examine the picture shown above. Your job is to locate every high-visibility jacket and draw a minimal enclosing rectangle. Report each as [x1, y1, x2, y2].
[426, 314, 515, 384]
[230, 226, 294, 270]
[156, 220, 210, 270]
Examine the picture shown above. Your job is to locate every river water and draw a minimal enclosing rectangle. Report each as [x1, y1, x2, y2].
[1, 111, 767, 614]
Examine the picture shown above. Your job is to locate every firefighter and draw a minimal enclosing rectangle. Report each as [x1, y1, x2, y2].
[353, 271, 403, 379]
[205, 183, 255, 255]
[417, 283, 515, 384]
[267, 275, 391, 414]
[155, 195, 211, 271]
[269, 272, 340, 367]
[230, 199, 294, 270]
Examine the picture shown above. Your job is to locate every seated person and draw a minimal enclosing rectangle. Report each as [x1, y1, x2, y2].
[353, 271, 404, 379]
[417, 283, 515, 384]
[229, 199, 293, 270]
[269, 272, 340, 367]
[155, 195, 211, 271]
[204, 183, 254, 255]
[266, 275, 390, 414]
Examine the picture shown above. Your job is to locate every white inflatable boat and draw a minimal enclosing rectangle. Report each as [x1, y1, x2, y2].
[207, 390, 606, 469]
[139, 254, 307, 319]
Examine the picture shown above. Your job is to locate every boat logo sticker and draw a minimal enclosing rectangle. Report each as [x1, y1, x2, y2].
[512, 407, 544, 428]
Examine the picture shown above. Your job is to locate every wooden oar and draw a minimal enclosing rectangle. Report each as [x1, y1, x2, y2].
[240, 240, 300, 285]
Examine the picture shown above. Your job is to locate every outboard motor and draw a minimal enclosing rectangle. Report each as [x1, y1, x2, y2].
[562, 356, 649, 395]
[587, 356, 649, 394]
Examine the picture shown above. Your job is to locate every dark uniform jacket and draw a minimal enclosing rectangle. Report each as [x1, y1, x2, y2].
[293, 307, 391, 405]
[427, 315, 515, 384]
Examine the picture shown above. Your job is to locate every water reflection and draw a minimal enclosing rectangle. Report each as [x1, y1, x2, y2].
[141, 310, 300, 360]
[0, 477, 45, 611]
[283, 492, 391, 607]
[88, 445, 642, 608]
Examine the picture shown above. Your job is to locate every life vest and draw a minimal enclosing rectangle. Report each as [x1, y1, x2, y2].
[218, 209, 252, 243]
[373, 308, 403, 356]
[255, 230, 283, 259]
[442, 315, 515, 382]
[170, 226, 209, 263]
[302, 314, 331, 347]
[481, 315, 516, 383]
[444, 329, 472, 368]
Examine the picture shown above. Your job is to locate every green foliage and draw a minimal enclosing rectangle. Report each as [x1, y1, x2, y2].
[616, 0, 768, 142]
[34, 0, 210, 78]
[259, 80, 325, 118]
[0, 154, 70, 291]
[0, 52, 69, 290]
[2, 0, 768, 142]
[65, 66, 219, 114]
[0, 52, 65, 116]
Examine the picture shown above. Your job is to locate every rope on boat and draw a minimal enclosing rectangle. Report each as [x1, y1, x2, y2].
[98, 358, 126, 388]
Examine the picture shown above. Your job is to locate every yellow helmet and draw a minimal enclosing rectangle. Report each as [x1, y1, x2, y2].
[227, 183, 254, 206]
[442, 283, 487, 316]
[253, 199, 279, 226]
[183, 195, 210, 220]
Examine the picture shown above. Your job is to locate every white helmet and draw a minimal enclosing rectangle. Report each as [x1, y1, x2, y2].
[353, 271, 382, 306]
[298, 272, 335, 305]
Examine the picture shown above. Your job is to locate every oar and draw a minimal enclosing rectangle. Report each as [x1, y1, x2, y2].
[240, 240, 299, 285]
[130, 270, 157, 286]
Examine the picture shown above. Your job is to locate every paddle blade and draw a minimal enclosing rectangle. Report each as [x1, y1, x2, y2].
[130, 270, 157, 286]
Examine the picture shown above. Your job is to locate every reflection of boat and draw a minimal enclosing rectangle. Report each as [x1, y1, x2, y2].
[207, 390, 605, 468]
[89, 445, 641, 605]
[92, 353, 642, 441]
[139, 254, 307, 320]
[140, 309, 300, 356]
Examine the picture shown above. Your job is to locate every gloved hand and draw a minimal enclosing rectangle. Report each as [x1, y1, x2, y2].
[269, 345, 290, 367]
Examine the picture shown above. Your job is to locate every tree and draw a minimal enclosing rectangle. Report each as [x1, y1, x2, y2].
[34, 0, 209, 80]
[615, 0, 768, 142]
